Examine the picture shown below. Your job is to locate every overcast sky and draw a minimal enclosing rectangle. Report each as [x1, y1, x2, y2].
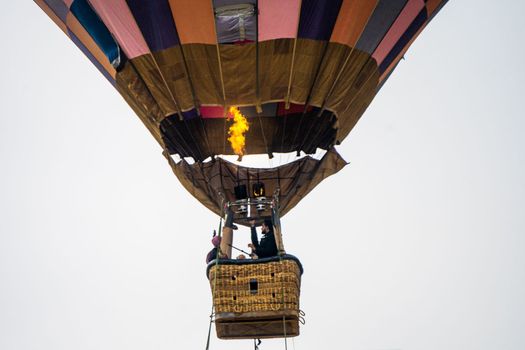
[1, 1, 524, 350]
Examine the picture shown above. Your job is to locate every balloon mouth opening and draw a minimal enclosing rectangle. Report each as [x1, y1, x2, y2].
[218, 149, 328, 168]
[169, 148, 328, 169]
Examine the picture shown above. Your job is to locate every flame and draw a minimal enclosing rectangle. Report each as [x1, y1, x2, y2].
[227, 106, 250, 158]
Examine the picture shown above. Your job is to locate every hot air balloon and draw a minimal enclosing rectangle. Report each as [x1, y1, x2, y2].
[35, 0, 448, 341]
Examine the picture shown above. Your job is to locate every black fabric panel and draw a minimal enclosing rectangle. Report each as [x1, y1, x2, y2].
[160, 109, 338, 160]
[355, 0, 408, 54]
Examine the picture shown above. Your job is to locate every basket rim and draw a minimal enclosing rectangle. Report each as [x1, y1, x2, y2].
[206, 254, 304, 277]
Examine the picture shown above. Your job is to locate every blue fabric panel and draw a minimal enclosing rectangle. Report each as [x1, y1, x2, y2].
[43, 0, 68, 23]
[298, 0, 343, 41]
[379, 8, 427, 74]
[182, 109, 199, 120]
[126, 0, 180, 52]
[68, 30, 116, 86]
[70, 0, 120, 65]
[355, 0, 407, 54]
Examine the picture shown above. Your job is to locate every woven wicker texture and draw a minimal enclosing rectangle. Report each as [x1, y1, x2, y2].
[209, 259, 301, 314]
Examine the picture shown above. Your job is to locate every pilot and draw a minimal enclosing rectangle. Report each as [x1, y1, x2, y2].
[248, 219, 277, 258]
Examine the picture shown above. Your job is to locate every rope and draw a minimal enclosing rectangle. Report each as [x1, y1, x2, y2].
[177, 45, 213, 157]
[255, 0, 261, 112]
[279, 254, 288, 350]
[289, 40, 330, 152]
[293, 1, 380, 157]
[205, 215, 224, 350]
[299, 3, 381, 156]
[204, 312, 214, 350]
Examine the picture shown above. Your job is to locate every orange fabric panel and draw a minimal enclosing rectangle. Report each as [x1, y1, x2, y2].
[168, 0, 216, 44]
[66, 12, 116, 79]
[425, 0, 443, 16]
[34, 0, 68, 34]
[330, 0, 378, 46]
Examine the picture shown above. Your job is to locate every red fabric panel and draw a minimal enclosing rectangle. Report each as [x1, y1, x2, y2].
[200, 106, 225, 119]
[378, 23, 426, 83]
[88, 0, 150, 58]
[276, 103, 312, 116]
[373, 0, 424, 65]
[259, 0, 301, 41]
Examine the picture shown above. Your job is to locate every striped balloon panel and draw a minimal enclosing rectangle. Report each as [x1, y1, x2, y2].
[34, 0, 448, 159]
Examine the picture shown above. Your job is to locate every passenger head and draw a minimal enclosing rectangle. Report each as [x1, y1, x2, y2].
[261, 219, 273, 234]
[211, 236, 221, 247]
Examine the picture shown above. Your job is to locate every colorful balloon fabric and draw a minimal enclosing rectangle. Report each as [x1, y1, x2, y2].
[36, 0, 448, 216]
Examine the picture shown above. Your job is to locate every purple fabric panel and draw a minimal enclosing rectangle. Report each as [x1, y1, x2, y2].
[182, 109, 199, 120]
[355, 0, 408, 54]
[126, 0, 180, 52]
[298, 0, 343, 41]
[43, 0, 69, 22]
[68, 29, 116, 86]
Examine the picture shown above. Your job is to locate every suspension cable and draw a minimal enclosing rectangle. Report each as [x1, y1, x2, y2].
[205, 212, 224, 350]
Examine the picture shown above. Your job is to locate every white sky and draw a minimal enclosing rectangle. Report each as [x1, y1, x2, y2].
[1, 1, 524, 350]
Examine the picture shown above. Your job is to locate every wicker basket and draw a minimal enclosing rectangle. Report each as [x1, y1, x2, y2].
[207, 255, 303, 339]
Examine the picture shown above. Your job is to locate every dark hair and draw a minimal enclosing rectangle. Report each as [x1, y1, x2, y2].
[263, 219, 274, 232]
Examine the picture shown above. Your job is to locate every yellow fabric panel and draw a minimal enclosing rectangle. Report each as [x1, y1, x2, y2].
[180, 44, 223, 106]
[325, 49, 377, 115]
[65, 12, 116, 79]
[219, 44, 257, 106]
[307, 43, 352, 107]
[258, 39, 295, 102]
[330, 0, 378, 46]
[331, 59, 379, 142]
[130, 54, 179, 116]
[289, 39, 326, 104]
[152, 46, 195, 111]
[116, 63, 165, 147]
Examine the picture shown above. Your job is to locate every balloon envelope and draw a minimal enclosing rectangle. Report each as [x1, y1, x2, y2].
[35, 0, 449, 215]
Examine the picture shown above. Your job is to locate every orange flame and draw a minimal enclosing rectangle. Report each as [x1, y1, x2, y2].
[227, 106, 250, 158]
